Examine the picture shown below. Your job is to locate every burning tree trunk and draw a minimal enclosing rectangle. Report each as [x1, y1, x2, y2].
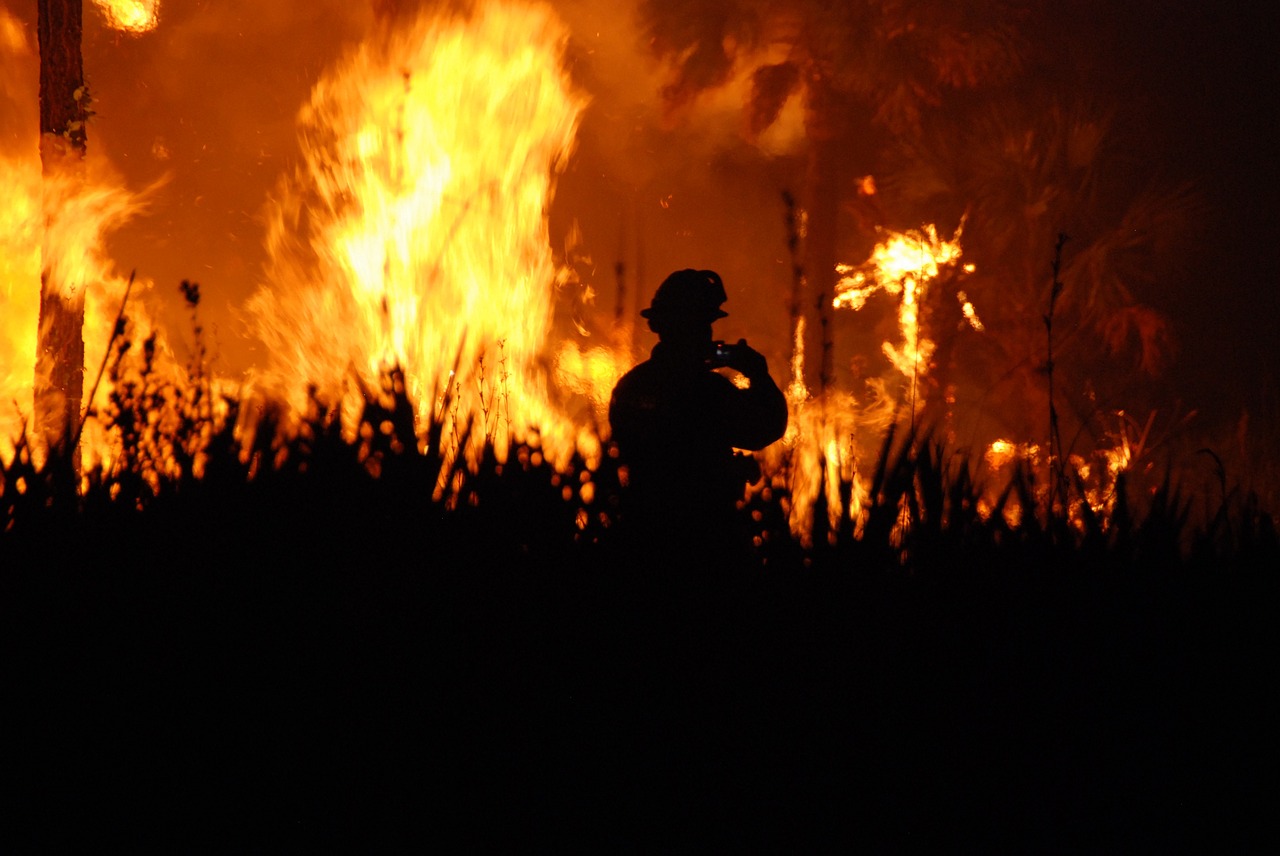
[802, 125, 839, 398]
[36, 0, 87, 457]
[800, 83, 874, 400]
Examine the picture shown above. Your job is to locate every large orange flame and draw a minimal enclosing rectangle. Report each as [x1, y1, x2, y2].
[248, 1, 591, 472]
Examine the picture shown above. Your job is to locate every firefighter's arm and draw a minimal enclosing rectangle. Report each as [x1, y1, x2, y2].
[722, 341, 788, 450]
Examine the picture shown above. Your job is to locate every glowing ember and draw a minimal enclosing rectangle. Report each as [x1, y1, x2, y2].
[985, 438, 1040, 471]
[91, 0, 160, 34]
[248, 1, 591, 471]
[956, 289, 984, 331]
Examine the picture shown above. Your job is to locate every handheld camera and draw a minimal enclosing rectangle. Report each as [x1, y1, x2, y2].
[709, 340, 737, 367]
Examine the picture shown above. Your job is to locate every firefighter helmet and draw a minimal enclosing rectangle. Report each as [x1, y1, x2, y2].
[639, 269, 729, 323]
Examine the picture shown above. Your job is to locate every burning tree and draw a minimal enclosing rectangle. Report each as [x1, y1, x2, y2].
[634, 0, 1030, 543]
[880, 92, 1200, 508]
[640, 0, 1026, 397]
[17, 1, 157, 464]
[35, 0, 90, 456]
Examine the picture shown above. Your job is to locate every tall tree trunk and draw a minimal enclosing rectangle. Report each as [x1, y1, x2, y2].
[36, 0, 87, 460]
[803, 135, 838, 397]
[610, 193, 641, 360]
[802, 72, 840, 398]
[927, 272, 965, 442]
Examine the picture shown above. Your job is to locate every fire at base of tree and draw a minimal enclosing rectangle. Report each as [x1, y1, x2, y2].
[3, 325, 1276, 569]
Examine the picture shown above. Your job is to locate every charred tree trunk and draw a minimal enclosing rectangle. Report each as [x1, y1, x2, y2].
[36, 0, 87, 460]
[802, 117, 838, 398]
[798, 72, 839, 396]
[782, 189, 803, 389]
[611, 193, 641, 359]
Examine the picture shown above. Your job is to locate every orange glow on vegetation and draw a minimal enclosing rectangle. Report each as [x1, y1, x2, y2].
[762, 311, 898, 543]
[756, 224, 974, 544]
[985, 438, 1041, 471]
[765, 397, 868, 545]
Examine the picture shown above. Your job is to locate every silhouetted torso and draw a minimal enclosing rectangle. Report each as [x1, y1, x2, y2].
[608, 342, 787, 558]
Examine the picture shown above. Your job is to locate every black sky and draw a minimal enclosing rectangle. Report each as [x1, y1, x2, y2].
[1058, 0, 1279, 418]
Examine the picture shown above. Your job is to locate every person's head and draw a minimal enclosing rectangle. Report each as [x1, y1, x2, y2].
[640, 269, 727, 349]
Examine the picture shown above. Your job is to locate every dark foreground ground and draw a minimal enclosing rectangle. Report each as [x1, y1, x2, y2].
[4, 520, 1276, 852]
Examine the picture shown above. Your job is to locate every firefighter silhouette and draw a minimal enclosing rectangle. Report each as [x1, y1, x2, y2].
[608, 269, 788, 562]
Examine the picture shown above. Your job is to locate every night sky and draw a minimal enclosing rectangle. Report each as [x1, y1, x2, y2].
[1065, 0, 1278, 420]
[2, 0, 1276, 438]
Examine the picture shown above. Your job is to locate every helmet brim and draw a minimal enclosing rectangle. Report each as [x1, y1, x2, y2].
[639, 307, 729, 321]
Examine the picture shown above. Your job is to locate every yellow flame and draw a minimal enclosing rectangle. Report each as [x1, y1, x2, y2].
[248, 1, 590, 475]
[985, 438, 1040, 471]
[0, 161, 40, 458]
[834, 224, 970, 379]
[767, 397, 866, 545]
[0, 154, 150, 466]
[957, 290, 984, 331]
[755, 315, 902, 544]
[553, 341, 630, 425]
[791, 224, 975, 521]
[91, 0, 160, 34]
[787, 315, 809, 403]
[1077, 411, 1152, 518]
[1, 7, 173, 474]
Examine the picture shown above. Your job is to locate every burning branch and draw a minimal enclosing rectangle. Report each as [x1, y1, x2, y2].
[834, 222, 975, 422]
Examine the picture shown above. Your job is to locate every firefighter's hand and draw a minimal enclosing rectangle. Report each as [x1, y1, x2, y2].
[726, 339, 770, 379]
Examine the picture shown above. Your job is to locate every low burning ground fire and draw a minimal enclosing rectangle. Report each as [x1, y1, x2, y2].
[0, 1, 1217, 546]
